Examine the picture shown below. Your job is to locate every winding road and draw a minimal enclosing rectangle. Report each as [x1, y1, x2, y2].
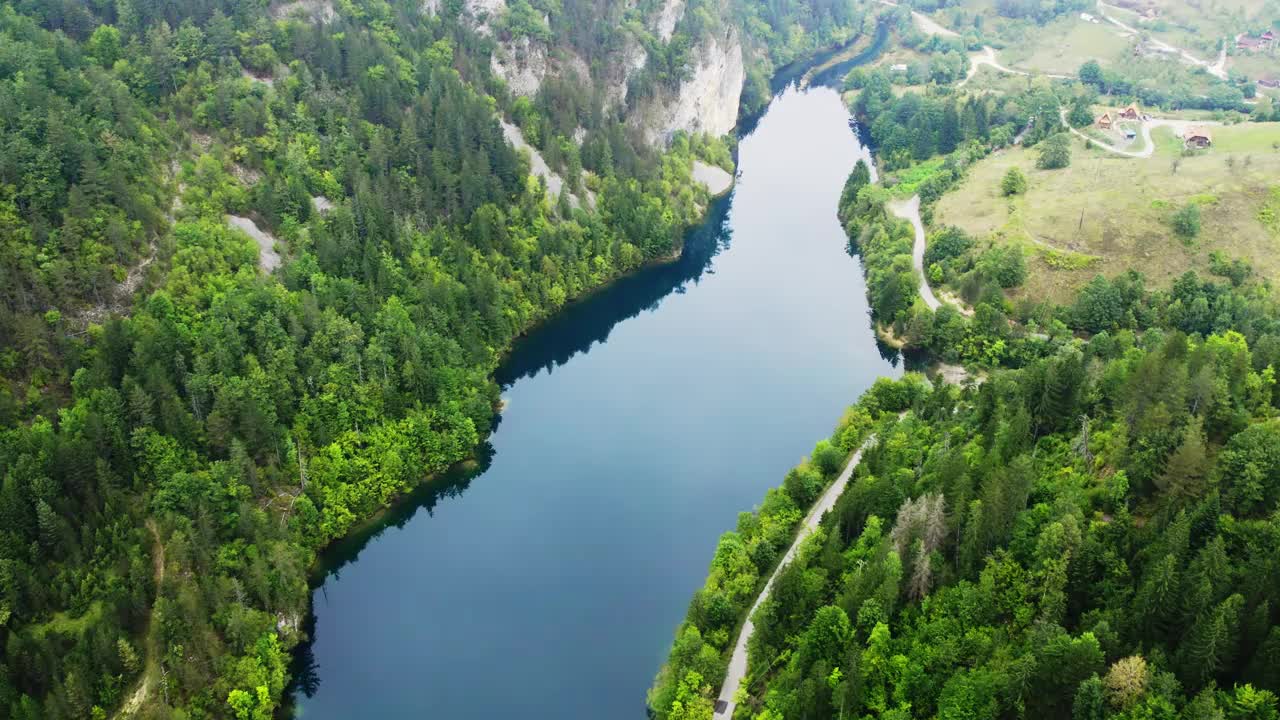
[714, 435, 877, 717]
[1095, 1, 1227, 80]
[958, 46, 1073, 87]
[1059, 107, 1155, 158]
[888, 195, 941, 311]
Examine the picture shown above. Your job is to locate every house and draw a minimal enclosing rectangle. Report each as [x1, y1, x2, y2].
[890, 63, 908, 72]
[1238, 35, 1264, 51]
[1095, 112, 1114, 130]
[1118, 103, 1141, 120]
[1237, 31, 1275, 52]
[1080, 12, 1097, 23]
[1184, 127, 1213, 149]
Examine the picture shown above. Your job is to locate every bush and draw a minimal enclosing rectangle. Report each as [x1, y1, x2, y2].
[1001, 167, 1028, 196]
[1036, 133, 1071, 170]
[924, 226, 974, 266]
[977, 245, 1026, 288]
[1172, 203, 1201, 240]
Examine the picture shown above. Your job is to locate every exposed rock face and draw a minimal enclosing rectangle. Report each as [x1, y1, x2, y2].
[464, 0, 742, 147]
[604, 36, 649, 109]
[491, 39, 592, 98]
[269, 0, 335, 23]
[637, 26, 745, 145]
[500, 120, 594, 209]
[691, 160, 733, 196]
[226, 215, 282, 272]
[654, 0, 686, 41]
[491, 36, 549, 97]
[463, 0, 506, 35]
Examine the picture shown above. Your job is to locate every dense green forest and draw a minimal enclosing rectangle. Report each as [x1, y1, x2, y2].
[662, 329, 1280, 720]
[650, 11, 1280, 718]
[0, 0, 802, 713]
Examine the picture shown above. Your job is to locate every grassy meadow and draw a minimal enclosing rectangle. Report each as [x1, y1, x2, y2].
[932, 122, 1280, 304]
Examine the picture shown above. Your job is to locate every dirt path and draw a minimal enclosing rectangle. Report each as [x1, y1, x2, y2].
[911, 9, 957, 38]
[875, 0, 957, 38]
[958, 46, 1073, 87]
[1095, 1, 1226, 79]
[714, 435, 877, 718]
[115, 521, 165, 718]
[1059, 106, 1155, 158]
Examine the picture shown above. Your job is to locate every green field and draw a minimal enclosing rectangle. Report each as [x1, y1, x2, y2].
[933, 122, 1280, 305]
[1000, 15, 1132, 74]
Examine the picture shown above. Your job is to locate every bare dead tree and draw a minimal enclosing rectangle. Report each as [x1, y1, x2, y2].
[1072, 414, 1094, 469]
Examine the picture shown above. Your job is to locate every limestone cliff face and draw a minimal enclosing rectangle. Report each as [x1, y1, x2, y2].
[490, 36, 549, 97]
[634, 25, 745, 145]
[653, 0, 686, 42]
[457, 0, 592, 99]
[456, 0, 743, 146]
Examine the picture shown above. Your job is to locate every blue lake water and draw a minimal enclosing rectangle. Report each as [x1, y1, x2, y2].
[290, 82, 899, 719]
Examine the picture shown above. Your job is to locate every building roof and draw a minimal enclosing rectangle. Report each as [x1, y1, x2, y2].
[1185, 126, 1212, 142]
[1120, 102, 1141, 115]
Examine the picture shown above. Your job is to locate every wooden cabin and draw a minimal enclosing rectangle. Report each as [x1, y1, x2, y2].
[1118, 103, 1141, 120]
[1095, 111, 1114, 130]
[1184, 127, 1213, 149]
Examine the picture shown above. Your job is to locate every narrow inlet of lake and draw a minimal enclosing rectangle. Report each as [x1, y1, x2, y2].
[290, 83, 901, 719]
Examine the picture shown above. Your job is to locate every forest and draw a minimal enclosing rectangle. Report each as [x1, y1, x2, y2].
[657, 328, 1280, 720]
[0, 0, 759, 715]
[650, 5, 1280, 717]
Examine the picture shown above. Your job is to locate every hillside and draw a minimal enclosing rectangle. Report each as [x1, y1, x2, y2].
[934, 120, 1280, 304]
[0, 0, 879, 716]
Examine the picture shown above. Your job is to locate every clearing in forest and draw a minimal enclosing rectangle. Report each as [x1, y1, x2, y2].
[933, 122, 1280, 305]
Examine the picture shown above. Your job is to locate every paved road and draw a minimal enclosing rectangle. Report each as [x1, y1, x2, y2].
[713, 436, 877, 717]
[888, 195, 941, 311]
[1059, 107, 1155, 158]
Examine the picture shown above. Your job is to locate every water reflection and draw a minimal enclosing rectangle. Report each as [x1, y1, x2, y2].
[496, 194, 733, 388]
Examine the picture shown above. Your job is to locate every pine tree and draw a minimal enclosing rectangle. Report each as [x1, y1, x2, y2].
[1073, 675, 1105, 720]
[1158, 419, 1209, 508]
[1180, 594, 1244, 689]
[1134, 553, 1180, 640]
[939, 101, 961, 154]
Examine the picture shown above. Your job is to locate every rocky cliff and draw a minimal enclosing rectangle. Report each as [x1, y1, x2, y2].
[632, 25, 745, 145]
[453, 0, 743, 146]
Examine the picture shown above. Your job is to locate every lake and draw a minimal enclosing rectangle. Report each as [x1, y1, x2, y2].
[290, 81, 899, 719]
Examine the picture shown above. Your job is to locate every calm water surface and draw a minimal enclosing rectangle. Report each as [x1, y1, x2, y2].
[290, 83, 899, 719]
